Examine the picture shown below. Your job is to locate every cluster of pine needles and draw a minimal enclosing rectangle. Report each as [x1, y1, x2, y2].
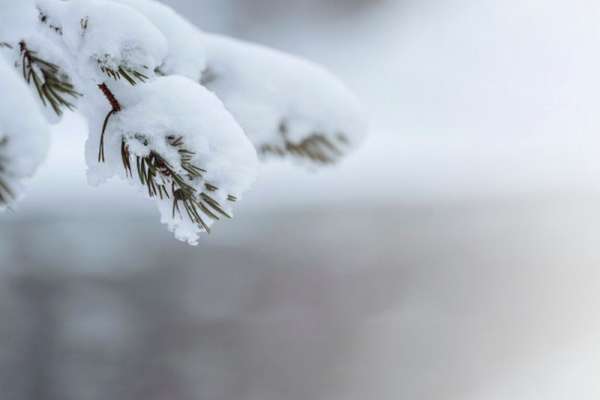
[120, 135, 237, 233]
[19, 42, 80, 116]
[0, 137, 14, 206]
[261, 132, 347, 165]
[99, 64, 148, 86]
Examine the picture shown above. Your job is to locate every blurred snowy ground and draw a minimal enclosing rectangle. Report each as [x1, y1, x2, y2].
[2, 0, 600, 399]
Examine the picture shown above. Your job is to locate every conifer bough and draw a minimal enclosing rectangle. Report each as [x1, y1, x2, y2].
[0, 0, 368, 245]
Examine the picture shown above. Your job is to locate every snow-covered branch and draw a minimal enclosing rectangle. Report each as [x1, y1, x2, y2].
[0, 57, 50, 207]
[0, 0, 368, 244]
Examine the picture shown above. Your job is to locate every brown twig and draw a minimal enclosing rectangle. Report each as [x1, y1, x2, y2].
[97, 83, 121, 162]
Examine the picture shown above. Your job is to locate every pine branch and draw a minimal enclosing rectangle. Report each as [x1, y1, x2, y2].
[0, 137, 14, 206]
[19, 42, 81, 116]
[96, 81, 237, 232]
[120, 135, 236, 233]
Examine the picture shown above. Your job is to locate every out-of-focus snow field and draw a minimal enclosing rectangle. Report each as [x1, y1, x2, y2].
[2, 0, 600, 399]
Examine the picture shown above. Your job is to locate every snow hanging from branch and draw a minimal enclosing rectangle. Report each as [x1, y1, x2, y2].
[0, 0, 368, 244]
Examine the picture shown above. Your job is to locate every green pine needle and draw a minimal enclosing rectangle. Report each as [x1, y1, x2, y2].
[0, 138, 14, 206]
[120, 135, 235, 233]
[260, 132, 346, 165]
[20, 42, 81, 116]
[99, 64, 149, 86]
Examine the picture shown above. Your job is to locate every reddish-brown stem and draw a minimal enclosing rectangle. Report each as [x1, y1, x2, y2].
[97, 83, 121, 162]
[98, 83, 121, 112]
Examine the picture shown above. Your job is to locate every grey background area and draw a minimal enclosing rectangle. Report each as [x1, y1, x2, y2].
[2, 197, 600, 399]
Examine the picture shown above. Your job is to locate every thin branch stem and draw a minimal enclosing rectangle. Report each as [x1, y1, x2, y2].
[97, 83, 121, 162]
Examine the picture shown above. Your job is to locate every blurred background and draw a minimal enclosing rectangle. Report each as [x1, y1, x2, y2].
[2, 0, 600, 398]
